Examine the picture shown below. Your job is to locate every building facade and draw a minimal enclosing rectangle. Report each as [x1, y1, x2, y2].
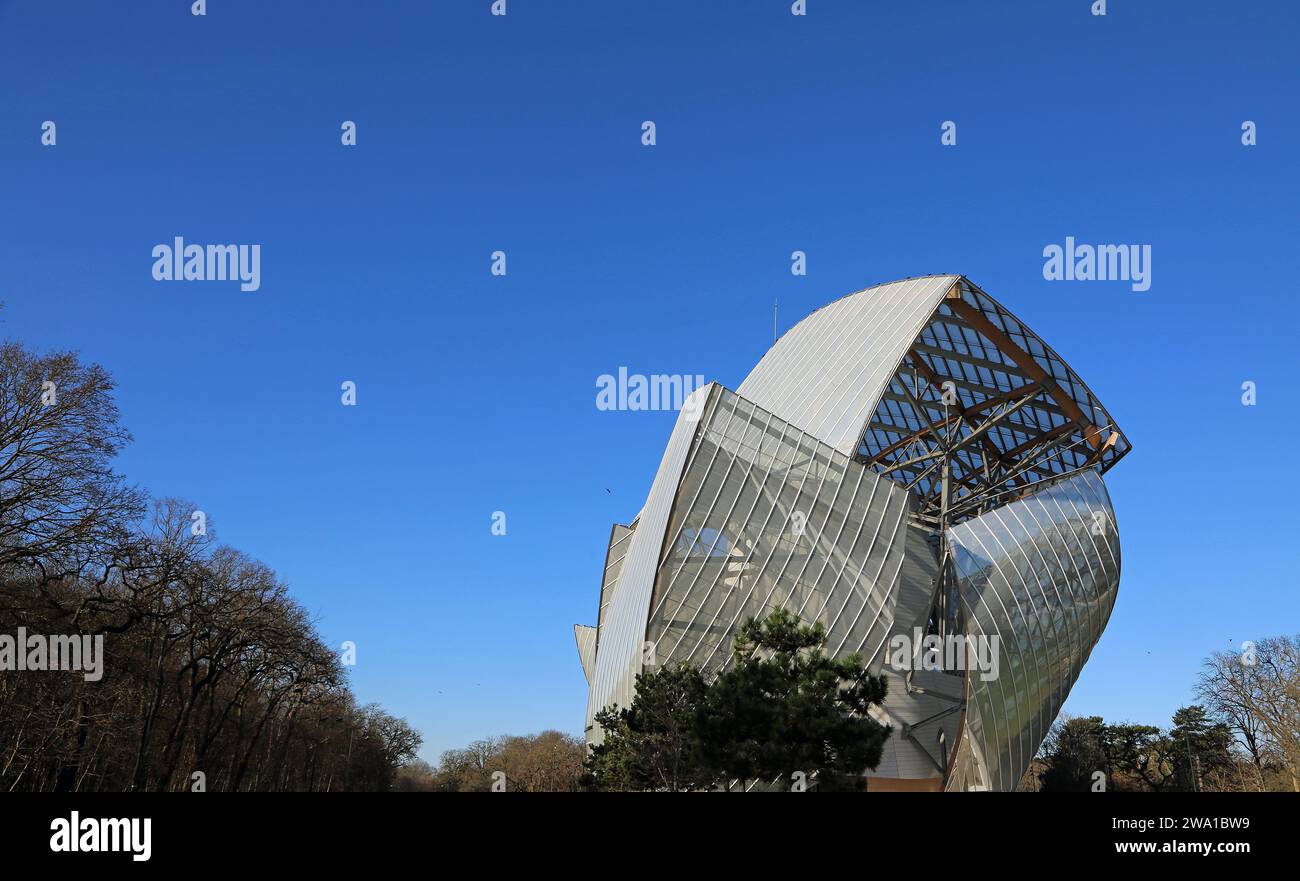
[575, 275, 1131, 791]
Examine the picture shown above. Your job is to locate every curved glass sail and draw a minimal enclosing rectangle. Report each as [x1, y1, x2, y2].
[945, 468, 1120, 791]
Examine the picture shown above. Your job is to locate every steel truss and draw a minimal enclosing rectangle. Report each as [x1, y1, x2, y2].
[857, 278, 1129, 527]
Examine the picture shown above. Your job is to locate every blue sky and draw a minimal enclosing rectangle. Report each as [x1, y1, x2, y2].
[1, 0, 1296, 762]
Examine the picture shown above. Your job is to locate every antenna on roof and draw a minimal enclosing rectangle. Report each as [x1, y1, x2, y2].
[773, 299, 778, 344]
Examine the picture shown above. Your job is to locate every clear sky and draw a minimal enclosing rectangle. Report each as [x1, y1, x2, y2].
[1, 0, 1296, 762]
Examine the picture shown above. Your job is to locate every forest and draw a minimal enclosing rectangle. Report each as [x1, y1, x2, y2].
[0, 340, 420, 791]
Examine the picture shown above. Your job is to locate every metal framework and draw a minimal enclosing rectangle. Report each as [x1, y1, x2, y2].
[858, 278, 1129, 526]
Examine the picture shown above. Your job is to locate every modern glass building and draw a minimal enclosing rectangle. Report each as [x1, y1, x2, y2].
[575, 275, 1131, 791]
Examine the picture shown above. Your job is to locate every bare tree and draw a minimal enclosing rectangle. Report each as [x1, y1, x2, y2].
[0, 343, 142, 577]
[431, 732, 585, 792]
[1197, 636, 1300, 792]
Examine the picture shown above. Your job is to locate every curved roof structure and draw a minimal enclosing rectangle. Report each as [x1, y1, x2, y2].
[738, 275, 960, 455]
[577, 275, 1132, 791]
[741, 274, 1130, 526]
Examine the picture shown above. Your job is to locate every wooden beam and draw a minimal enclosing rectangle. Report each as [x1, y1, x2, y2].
[944, 297, 1103, 450]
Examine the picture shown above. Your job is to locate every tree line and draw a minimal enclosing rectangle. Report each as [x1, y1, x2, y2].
[397, 730, 587, 792]
[428, 615, 1300, 793]
[1032, 635, 1300, 792]
[0, 340, 420, 791]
